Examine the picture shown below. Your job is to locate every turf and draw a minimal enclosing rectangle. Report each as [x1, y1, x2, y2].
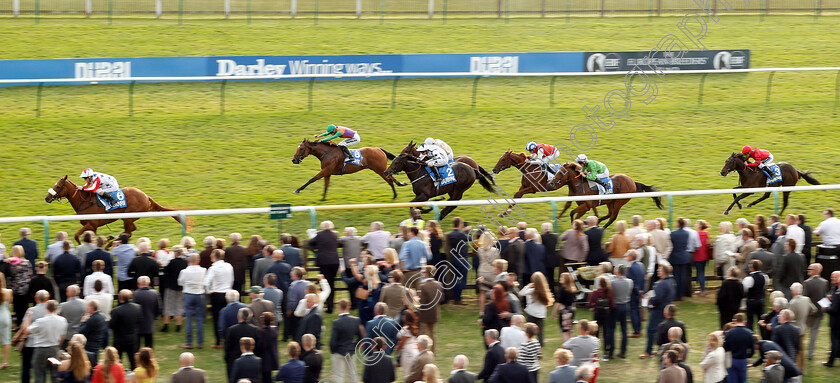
[0, 14, 839, 382]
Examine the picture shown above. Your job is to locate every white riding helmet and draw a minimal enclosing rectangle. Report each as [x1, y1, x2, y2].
[526, 141, 537, 151]
[79, 168, 94, 178]
[417, 143, 428, 151]
[424, 137, 435, 146]
[575, 154, 588, 164]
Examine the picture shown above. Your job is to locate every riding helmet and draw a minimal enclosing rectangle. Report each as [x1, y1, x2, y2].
[79, 168, 94, 178]
[575, 154, 588, 164]
[526, 141, 537, 151]
[741, 145, 752, 154]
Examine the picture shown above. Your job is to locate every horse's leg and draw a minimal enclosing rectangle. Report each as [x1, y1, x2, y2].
[321, 175, 331, 201]
[376, 172, 399, 199]
[746, 192, 772, 208]
[391, 175, 408, 187]
[439, 191, 465, 220]
[501, 187, 530, 218]
[557, 201, 573, 220]
[724, 193, 753, 215]
[780, 191, 791, 214]
[123, 218, 138, 236]
[602, 200, 628, 229]
[294, 168, 332, 194]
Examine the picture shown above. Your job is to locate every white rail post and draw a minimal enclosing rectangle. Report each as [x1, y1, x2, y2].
[13, 0, 19, 17]
[224, 0, 230, 18]
[85, 0, 92, 16]
[155, 0, 162, 18]
[356, 0, 362, 18]
[428, 0, 434, 18]
[291, 0, 297, 18]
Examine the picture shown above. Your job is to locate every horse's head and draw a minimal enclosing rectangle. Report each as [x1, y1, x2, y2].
[292, 139, 313, 164]
[721, 152, 746, 176]
[45, 175, 73, 203]
[492, 150, 527, 174]
[547, 162, 579, 188]
[400, 141, 418, 157]
[384, 153, 414, 178]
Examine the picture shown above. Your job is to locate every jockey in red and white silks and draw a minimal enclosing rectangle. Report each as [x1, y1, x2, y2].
[525, 141, 559, 175]
[78, 168, 120, 204]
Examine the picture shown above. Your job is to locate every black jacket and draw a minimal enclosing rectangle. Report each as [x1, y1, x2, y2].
[53, 252, 81, 285]
[656, 318, 687, 346]
[723, 325, 755, 359]
[329, 313, 362, 356]
[78, 311, 107, 350]
[501, 239, 524, 276]
[162, 256, 188, 291]
[487, 361, 529, 383]
[224, 322, 260, 364]
[753, 340, 802, 380]
[231, 354, 263, 383]
[301, 349, 323, 383]
[449, 370, 477, 383]
[310, 230, 339, 266]
[362, 352, 395, 383]
[84, 249, 113, 277]
[540, 233, 559, 268]
[770, 321, 800, 360]
[585, 227, 605, 264]
[477, 342, 506, 381]
[296, 308, 323, 349]
[133, 287, 161, 335]
[110, 301, 142, 345]
[128, 253, 160, 281]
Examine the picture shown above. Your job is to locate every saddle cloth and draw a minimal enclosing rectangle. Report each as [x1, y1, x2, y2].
[345, 149, 363, 165]
[425, 163, 457, 186]
[96, 190, 127, 211]
[762, 164, 782, 184]
[586, 177, 614, 194]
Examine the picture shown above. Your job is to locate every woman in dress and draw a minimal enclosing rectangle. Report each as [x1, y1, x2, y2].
[520, 272, 554, 345]
[395, 310, 420, 378]
[57, 341, 90, 383]
[8, 245, 32, 328]
[475, 230, 500, 315]
[0, 272, 11, 369]
[133, 347, 159, 383]
[560, 220, 589, 263]
[553, 272, 578, 342]
[693, 220, 710, 296]
[91, 347, 125, 383]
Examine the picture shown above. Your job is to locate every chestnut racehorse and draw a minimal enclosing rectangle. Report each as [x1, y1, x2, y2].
[491, 150, 598, 219]
[720, 152, 820, 215]
[44, 176, 188, 243]
[547, 163, 663, 229]
[292, 139, 406, 200]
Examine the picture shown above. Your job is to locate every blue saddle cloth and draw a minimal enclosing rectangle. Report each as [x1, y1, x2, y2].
[762, 164, 782, 184]
[96, 190, 127, 211]
[345, 149, 363, 165]
[425, 163, 457, 186]
[589, 177, 614, 195]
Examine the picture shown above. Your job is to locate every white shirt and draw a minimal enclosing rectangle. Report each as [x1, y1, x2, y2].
[83, 272, 114, 297]
[742, 272, 770, 293]
[786, 224, 806, 252]
[28, 313, 68, 347]
[46, 240, 73, 262]
[179, 265, 207, 295]
[518, 285, 547, 319]
[84, 292, 113, 321]
[361, 230, 391, 260]
[204, 260, 234, 293]
[155, 249, 173, 267]
[816, 217, 840, 246]
[686, 228, 701, 253]
[294, 279, 331, 317]
[499, 325, 527, 350]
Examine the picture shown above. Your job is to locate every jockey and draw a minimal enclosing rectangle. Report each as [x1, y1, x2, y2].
[417, 141, 450, 185]
[78, 168, 120, 205]
[742, 146, 775, 171]
[525, 141, 559, 174]
[315, 124, 361, 162]
[424, 137, 454, 162]
[575, 154, 611, 194]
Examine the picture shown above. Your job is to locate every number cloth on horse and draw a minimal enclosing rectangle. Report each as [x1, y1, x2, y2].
[424, 163, 457, 186]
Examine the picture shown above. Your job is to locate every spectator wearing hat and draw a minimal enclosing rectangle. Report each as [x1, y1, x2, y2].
[249, 285, 274, 327]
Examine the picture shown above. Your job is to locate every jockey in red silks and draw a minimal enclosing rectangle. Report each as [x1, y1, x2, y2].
[741, 146, 775, 171]
[525, 141, 559, 175]
[78, 168, 120, 205]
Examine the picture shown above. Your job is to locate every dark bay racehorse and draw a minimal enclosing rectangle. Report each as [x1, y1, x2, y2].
[548, 163, 663, 229]
[720, 152, 821, 215]
[292, 139, 406, 200]
[44, 176, 188, 243]
[399, 141, 496, 186]
[384, 148, 496, 220]
[491, 150, 599, 218]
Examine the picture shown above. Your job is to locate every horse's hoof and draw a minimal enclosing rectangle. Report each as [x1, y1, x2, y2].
[723, 211, 730, 216]
[746, 204, 754, 208]
[293, 189, 300, 194]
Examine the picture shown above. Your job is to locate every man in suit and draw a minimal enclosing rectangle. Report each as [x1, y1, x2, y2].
[487, 347, 529, 383]
[735, 229, 759, 271]
[77, 299, 107, 363]
[449, 355, 476, 383]
[248, 286, 275, 327]
[744, 259, 770, 331]
[477, 329, 505, 382]
[310, 221, 340, 313]
[330, 299, 362, 383]
[501, 231, 524, 276]
[84, 236, 113, 278]
[655, 305, 687, 350]
[405, 335, 435, 383]
[745, 237, 775, 279]
[220, 290, 247, 341]
[225, 307, 260, 378]
[657, 350, 686, 383]
[231, 337, 262, 383]
[447, 217, 470, 305]
[133, 275, 161, 348]
[53, 241, 81, 301]
[128, 243, 160, 286]
[656, 326, 689, 361]
[379, 271, 407, 319]
[824, 271, 840, 367]
[642, 265, 676, 358]
[523, 228, 545, 285]
[265, 249, 292, 293]
[225, 233, 249, 294]
[799, 214, 813, 268]
[296, 293, 323, 348]
[540, 223, 559, 295]
[110, 289, 142, 370]
[171, 352, 208, 383]
[417, 265, 444, 353]
[758, 350, 785, 383]
[252, 245, 277, 288]
[584, 216, 605, 265]
[770, 309, 800, 361]
[804, 263, 829, 360]
[362, 337, 396, 383]
[57, 285, 86, 347]
[14, 227, 39, 272]
[669, 218, 690, 300]
[547, 349, 576, 383]
[281, 233, 304, 267]
[365, 302, 400, 354]
[625, 250, 646, 338]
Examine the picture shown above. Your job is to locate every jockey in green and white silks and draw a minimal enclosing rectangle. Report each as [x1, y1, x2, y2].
[314, 124, 361, 162]
[417, 140, 450, 185]
[576, 154, 611, 194]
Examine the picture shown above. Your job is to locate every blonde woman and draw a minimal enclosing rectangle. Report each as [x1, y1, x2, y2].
[475, 230, 500, 313]
[420, 363, 442, 383]
[154, 238, 172, 267]
[133, 347, 159, 383]
[699, 332, 726, 383]
[520, 271, 554, 344]
[91, 347, 125, 383]
[560, 220, 589, 263]
[605, 220, 631, 266]
[553, 272, 578, 342]
[57, 341, 90, 383]
[713, 222, 737, 277]
[357, 265, 384, 324]
[179, 236, 198, 254]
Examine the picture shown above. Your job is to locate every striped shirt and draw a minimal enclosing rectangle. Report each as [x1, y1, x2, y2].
[516, 339, 542, 372]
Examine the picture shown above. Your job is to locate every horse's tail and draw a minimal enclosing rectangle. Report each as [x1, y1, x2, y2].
[476, 165, 497, 185]
[380, 148, 397, 160]
[635, 181, 664, 210]
[798, 171, 821, 185]
[149, 197, 193, 232]
[474, 168, 497, 194]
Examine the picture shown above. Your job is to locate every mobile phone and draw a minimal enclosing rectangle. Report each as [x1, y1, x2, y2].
[48, 357, 61, 366]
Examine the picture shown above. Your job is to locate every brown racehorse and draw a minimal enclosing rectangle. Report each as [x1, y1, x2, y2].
[44, 176, 188, 243]
[720, 152, 821, 215]
[491, 150, 598, 219]
[547, 163, 663, 229]
[399, 141, 496, 185]
[292, 139, 406, 200]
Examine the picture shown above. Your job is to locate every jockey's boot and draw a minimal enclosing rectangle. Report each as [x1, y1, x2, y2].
[99, 191, 119, 206]
[541, 163, 555, 176]
[341, 146, 352, 162]
[431, 166, 442, 186]
[594, 178, 609, 194]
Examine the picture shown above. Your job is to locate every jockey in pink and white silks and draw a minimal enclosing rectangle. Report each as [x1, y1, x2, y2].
[77, 168, 120, 205]
[417, 140, 451, 185]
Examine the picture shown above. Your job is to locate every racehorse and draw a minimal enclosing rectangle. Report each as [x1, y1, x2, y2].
[399, 141, 496, 185]
[383, 147, 497, 220]
[720, 152, 821, 215]
[491, 150, 599, 218]
[44, 176, 188, 244]
[292, 139, 406, 200]
[547, 163, 663, 229]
